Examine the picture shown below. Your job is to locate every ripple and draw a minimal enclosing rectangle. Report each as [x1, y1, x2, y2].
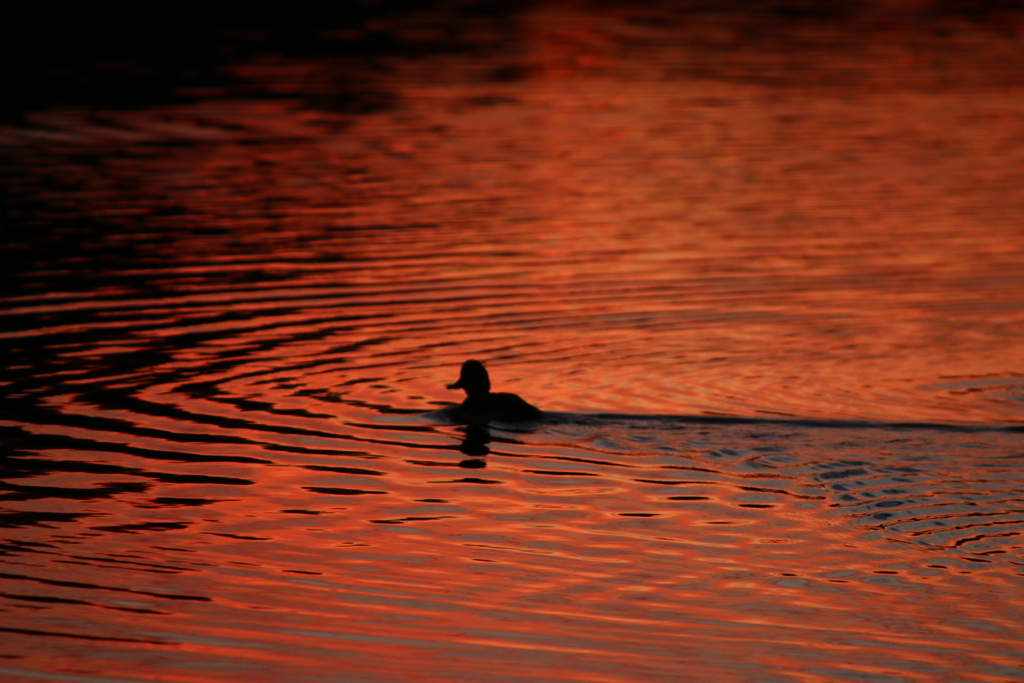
[3, 4, 1024, 682]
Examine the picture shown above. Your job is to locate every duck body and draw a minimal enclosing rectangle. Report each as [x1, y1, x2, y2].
[448, 391, 543, 425]
[442, 359, 543, 426]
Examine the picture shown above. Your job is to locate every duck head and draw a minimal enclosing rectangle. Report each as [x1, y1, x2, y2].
[447, 359, 490, 398]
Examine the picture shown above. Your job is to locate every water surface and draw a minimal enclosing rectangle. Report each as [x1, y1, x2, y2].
[2, 3, 1024, 682]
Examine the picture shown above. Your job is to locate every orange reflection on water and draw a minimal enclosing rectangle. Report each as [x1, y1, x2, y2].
[2, 3, 1024, 683]
[25, 40, 1021, 424]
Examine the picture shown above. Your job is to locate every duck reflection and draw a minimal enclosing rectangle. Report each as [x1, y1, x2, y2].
[444, 423, 487, 468]
[458, 423, 492, 457]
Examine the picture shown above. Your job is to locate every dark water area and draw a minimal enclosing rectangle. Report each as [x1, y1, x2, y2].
[3, 2, 1024, 681]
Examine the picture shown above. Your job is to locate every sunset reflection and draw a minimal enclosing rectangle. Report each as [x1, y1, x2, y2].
[2, 1, 1024, 682]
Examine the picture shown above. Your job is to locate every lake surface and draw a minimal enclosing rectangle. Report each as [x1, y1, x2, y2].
[2, 3, 1024, 682]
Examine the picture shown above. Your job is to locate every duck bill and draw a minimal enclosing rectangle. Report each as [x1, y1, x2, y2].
[447, 380, 463, 390]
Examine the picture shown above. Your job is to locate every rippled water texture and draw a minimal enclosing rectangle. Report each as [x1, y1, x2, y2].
[3, 3, 1024, 682]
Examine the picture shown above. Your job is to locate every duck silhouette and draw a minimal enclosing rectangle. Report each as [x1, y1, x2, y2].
[445, 359, 543, 426]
